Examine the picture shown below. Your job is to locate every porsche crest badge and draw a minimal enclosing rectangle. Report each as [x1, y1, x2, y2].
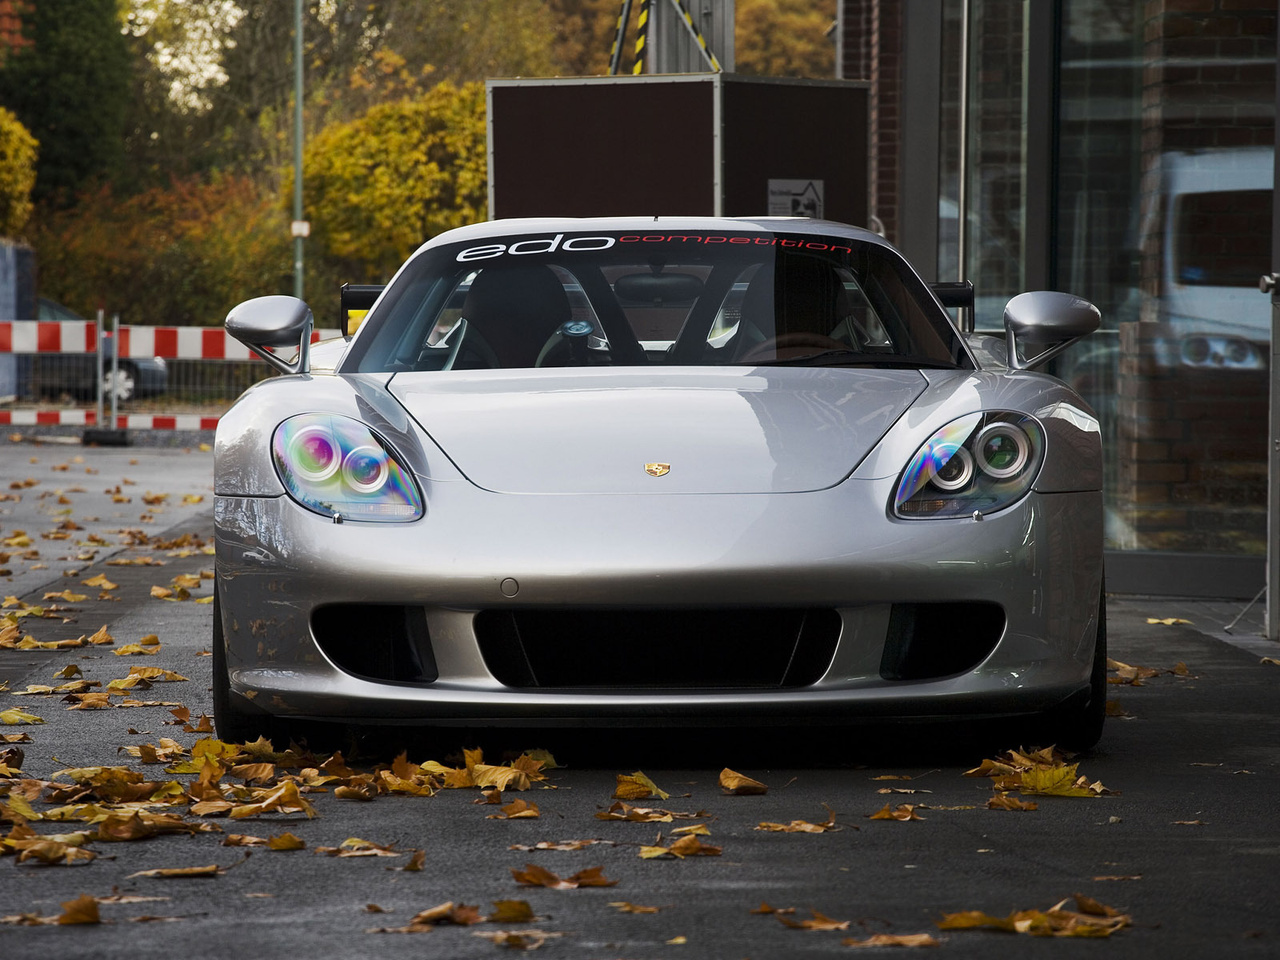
[644, 462, 671, 477]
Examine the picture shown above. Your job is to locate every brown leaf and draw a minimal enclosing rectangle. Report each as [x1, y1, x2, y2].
[511, 863, 617, 889]
[472, 929, 561, 949]
[842, 933, 942, 948]
[756, 804, 838, 833]
[489, 900, 536, 923]
[720, 767, 768, 795]
[609, 901, 660, 914]
[595, 801, 704, 823]
[867, 803, 924, 821]
[987, 794, 1038, 812]
[57, 894, 101, 925]
[778, 908, 850, 931]
[487, 798, 540, 820]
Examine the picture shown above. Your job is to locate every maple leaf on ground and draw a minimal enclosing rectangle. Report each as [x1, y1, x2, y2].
[473, 929, 562, 950]
[0, 708, 43, 725]
[228, 781, 317, 819]
[613, 770, 669, 800]
[58, 894, 101, 925]
[987, 793, 1038, 812]
[609, 901, 660, 914]
[639, 834, 722, 859]
[12, 839, 97, 865]
[867, 804, 924, 821]
[750, 902, 796, 915]
[719, 767, 768, 795]
[595, 801, 705, 823]
[756, 804, 838, 833]
[511, 863, 617, 889]
[938, 895, 1131, 938]
[315, 838, 401, 858]
[509, 839, 613, 852]
[843, 933, 942, 948]
[487, 798, 540, 820]
[489, 900, 536, 923]
[778, 909, 850, 931]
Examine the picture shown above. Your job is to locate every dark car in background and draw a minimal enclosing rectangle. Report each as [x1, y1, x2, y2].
[31, 298, 167, 401]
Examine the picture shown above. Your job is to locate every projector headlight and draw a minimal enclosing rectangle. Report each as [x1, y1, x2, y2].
[894, 412, 1044, 519]
[272, 414, 422, 522]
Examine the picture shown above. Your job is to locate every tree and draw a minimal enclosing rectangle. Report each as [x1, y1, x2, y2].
[0, 0, 130, 206]
[0, 107, 37, 236]
[28, 176, 292, 325]
[735, 0, 837, 78]
[298, 82, 487, 284]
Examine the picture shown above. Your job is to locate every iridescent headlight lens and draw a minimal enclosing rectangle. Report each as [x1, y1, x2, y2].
[273, 415, 422, 522]
[894, 412, 1043, 519]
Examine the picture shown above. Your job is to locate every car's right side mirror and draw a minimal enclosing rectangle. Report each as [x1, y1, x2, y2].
[1003, 291, 1101, 371]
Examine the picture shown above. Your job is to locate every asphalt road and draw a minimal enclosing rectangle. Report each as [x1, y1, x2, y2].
[2, 439, 1280, 958]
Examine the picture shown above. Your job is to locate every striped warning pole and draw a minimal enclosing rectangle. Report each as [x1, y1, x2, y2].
[664, 0, 722, 72]
[608, 0, 634, 76]
[631, 0, 651, 74]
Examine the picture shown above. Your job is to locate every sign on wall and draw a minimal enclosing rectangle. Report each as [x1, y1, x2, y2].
[768, 179, 824, 218]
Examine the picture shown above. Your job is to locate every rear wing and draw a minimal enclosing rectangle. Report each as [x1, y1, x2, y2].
[340, 283, 385, 337]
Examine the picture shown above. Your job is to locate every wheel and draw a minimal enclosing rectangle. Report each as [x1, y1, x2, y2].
[102, 363, 136, 402]
[1039, 583, 1107, 751]
[211, 588, 276, 745]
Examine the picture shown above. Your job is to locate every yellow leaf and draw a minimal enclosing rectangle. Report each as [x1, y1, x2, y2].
[0, 708, 43, 725]
[609, 901, 661, 914]
[113, 643, 160, 656]
[1018, 764, 1102, 798]
[266, 832, 306, 851]
[614, 770, 669, 800]
[1145, 617, 1191, 625]
[488, 900, 535, 923]
[57, 894, 101, 925]
[486, 798, 540, 820]
[842, 933, 942, 948]
[719, 767, 768, 795]
[867, 803, 924, 821]
[129, 864, 222, 879]
[43, 590, 87, 602]
[987, 793, 1038, 811]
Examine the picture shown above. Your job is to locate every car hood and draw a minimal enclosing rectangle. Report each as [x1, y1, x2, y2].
[389, 367, 927, 495]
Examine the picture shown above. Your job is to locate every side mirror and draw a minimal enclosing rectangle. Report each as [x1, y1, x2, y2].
[1003, 291, 1100, 371]
[226, 296, 314, 375]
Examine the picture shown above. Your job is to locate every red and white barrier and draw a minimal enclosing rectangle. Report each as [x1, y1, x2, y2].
[0, 409, 222, 430]
[1, 321, 342, 431]
[0, 321, 340, 359]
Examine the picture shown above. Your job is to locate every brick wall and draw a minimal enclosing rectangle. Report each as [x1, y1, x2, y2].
[839, 0, 900, 240]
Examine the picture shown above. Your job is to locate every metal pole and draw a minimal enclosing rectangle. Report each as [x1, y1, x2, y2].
[609, 0, 634, 76]
[110, 313, 119, 427]
[293, 0, 304, 300]
[94, 308, 103, 429]
[957, 0, 971, 287]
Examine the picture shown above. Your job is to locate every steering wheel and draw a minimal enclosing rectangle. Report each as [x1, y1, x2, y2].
[738, 333, 850, 363]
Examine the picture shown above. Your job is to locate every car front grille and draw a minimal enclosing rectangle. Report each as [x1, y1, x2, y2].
[474, 608, 841, 690]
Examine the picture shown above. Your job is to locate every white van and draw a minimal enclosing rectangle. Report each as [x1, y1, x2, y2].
[1150, 146, 1272, 368]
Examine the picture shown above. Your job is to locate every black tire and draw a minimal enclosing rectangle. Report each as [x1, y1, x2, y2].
[1039, 583, 1107, 751]
[211, 589, 275, 745]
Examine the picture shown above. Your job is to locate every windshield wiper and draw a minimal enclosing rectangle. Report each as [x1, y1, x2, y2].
[736, 349, 957, 369]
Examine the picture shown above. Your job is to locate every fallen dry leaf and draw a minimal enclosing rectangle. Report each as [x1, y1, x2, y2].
[756, 804, 838, 833]
[842, 933, 942, 948]
[129, 864, 224, 879]
[614, 770, 669, 801]
[472, 929, 561, 949]
[987, 794, 1038, 812]
[487, 798, 540, 820]
[720, 767, 768, 795]
[778, 908, 850, 931]
[609, 901, 660, 914]
[511, 863, 616, 889]
[938, 894, 1130, 938]
[867, 804, 924, 821]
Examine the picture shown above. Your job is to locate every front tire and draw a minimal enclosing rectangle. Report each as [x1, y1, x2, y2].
[1039, 584, 1107, 751]
[212, 589, 275, 745]
[102, 363, 137, 402]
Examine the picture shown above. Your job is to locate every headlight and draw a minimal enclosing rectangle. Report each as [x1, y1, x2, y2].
[894, 412, 1043, 519]
[272, 414, 423, 521]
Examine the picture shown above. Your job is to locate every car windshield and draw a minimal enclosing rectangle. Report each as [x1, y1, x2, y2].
[345, 230, 968, 373]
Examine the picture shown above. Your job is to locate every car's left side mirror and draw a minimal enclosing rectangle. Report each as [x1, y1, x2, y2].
[1003, 291, 1100, 371]
[226, 295, 314, 375]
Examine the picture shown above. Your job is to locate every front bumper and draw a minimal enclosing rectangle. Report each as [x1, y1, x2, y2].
[214, 479, 1103, 726]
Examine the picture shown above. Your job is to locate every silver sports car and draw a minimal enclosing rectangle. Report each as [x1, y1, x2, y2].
[213, 217, 1105, 748]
